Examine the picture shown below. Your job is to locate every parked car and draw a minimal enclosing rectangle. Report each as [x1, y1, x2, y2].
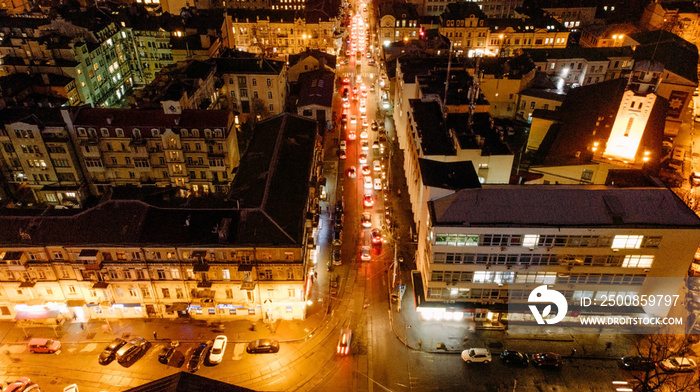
[340, 140, 347, 150]
[337, 328, 353, 355]
[209, 335, 228, 364]
[115, 337, 151, 364]
[3, 377, 31, 392]
[461, 348, 492, 363]
[619, 355, 655, 371]
[158, 341, 180, 364]
[332, 248, 342, 266]
[28, 338, 61, 354]
[658, 357, 698, 373]
[98, 338, 127, 365]
[532, 352, 563, 367]
[187, 341, 213, 373]
[246, 339, 280, 354]
[332, 229, 343, 246]
[500, 350, 529, 366]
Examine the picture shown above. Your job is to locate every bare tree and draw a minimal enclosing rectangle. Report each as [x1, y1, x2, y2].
[624, 333, 698, 392]
[250, 97, 271, 125]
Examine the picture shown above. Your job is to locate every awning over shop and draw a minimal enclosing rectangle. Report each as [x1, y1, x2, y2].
[15, 309, 60, 320]
[165, 303, 189, 312]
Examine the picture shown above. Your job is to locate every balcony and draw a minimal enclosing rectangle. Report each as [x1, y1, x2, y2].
[240, 280, 256, 290]
[193, 262, 210, 272]
[84, 261, 103, 270]
[197, 280, 213, 288]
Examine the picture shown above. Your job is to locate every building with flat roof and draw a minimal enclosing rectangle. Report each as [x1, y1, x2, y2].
[415, 185, 700, 325]
[0, 113, 320, 322]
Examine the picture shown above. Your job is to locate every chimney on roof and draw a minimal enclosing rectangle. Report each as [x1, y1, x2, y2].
[106, 116, 113, 125]
[174, 117, 180, 125]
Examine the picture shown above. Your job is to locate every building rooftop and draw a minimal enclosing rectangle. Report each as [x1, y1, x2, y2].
[288, 48, 336, 69]
[630, 30, 699, 84]
[124, 371, 257, 392]
[0, 107, 66, 127]
[534, 78, 667, 167]
[487, 16, 569, 33]
[214, 58, 285, 75]
[408, 99, 456, 156]
[429, 185, 700, 228]
[296, 69, 334, 108]
[378, 2, 420, 19]
[225, 8, 333, 23]
[71, 107, 231, 138]
[418, 159, 481, 190]
[440, 2, 487, 22]
[0, 114, 317, 248]
[525, 47, 612, 62]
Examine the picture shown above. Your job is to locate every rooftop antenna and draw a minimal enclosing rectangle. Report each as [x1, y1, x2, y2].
[443, 41, 453, 119]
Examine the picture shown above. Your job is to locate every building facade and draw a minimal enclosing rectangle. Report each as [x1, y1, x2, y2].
[64, 107, 240, 195]
[416, 186, 700, 325]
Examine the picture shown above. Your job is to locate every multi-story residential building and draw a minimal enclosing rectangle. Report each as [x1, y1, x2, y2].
[640, 1, 700, 51]
[296, 69, 334, 125]
[483, 17, 569, 57]
[0, 113, 321, 322]
[0, 73, 80, 108]
[407, 0, 521, 18]
[220, 9, 340, 57]
[524, 46, 634, 88]
[415, 185, 700, 324]
[0, 108, 87, 207]
[286, 49, 336, 83]
[378, 2, 421, 48]
[515, 72, 567, 123]
[132, 60, 220, 112]
[579, 23, 639, 48]
[214, 57, 287, 121]
[133, 29, 175, 85]
[478, 55, 537, 119]
[540, 1, 597, 30]
[63, 107, 240, 195]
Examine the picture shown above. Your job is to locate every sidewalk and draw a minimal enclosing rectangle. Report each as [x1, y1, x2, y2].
[0, 311, 327, 346]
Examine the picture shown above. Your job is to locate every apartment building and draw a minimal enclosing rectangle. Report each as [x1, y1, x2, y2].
[220, 9, 340, 57]
[0, 108, 87, 207]
[0, 113, 321, 322]
[406, 0, 521, 18]
[133, 29, 175, 85]
[64, 107, 240, 195]
[641, 1, 700, 51]
[132, 60, 220, 112]
[415, 186, 700, 324]
[525, 47, 634, 88]
[378, 2, 421, 47]
[214, 57, 287, 121]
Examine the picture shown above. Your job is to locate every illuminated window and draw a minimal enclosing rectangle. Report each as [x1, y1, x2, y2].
[622, 255, 654, 268]
[612, 235, 643, 249]
[522, 234, 539, 248]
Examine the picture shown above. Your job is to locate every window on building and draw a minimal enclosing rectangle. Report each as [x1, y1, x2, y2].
[222, 269, 230, 280]
[581, 169, 593, 181]
[622, 255, 654, 268]
[612, 235, 643, 249]
[162, 288, 170, 298]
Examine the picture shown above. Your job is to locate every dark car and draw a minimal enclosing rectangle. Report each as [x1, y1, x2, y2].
[500, 350, 529, 366]
[532, 352, 563, 368]
[187, 341, 213, 373]
[115, 337, 151, 364]
[98, 338, 127, 365]
[158, 342, 180, 365]
[619, 356, 655, 371]
[246, 339, 280, 354]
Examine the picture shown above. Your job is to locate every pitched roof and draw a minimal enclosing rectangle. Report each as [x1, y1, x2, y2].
[297, 69, 334, 108]
[124, 371, 257, 392]
[214, 58, 285, 75]
[288, 48, 336, 69]
[630, 30, 699, 84]
[429, 186, 700, 228]
[72, 108, 231, 130]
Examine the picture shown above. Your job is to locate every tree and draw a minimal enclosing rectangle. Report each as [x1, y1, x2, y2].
[250, 97, 271, 125]
[624, 333, 698, 392]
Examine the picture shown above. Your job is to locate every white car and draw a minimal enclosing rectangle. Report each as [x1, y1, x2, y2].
[359, 153, 368, 164]
[461, 348, 492, 363]
[373, 178, 382, 190]
[364, 177, 372, 189]
[361, 141, 369, 151]
[209, 335, 228, 364]
[340, 140, 347, 150]
[659, 357, 698, 373]
[373, 160, 381, 172]
[350, 115, 357, 124]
